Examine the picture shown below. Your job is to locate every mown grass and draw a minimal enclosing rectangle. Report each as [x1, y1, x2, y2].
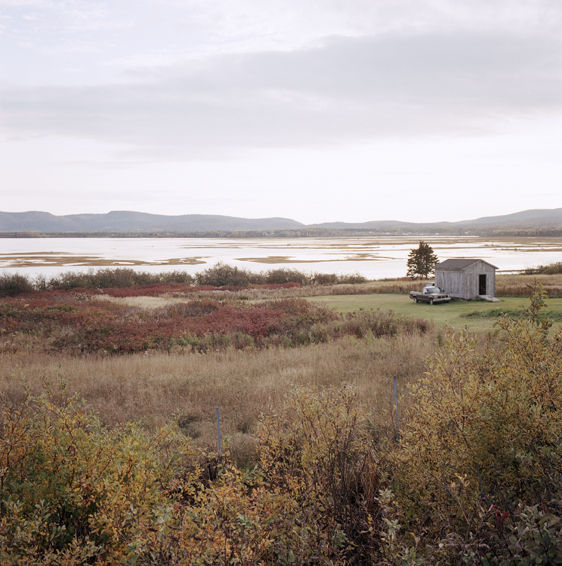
[462, 307, 562, 322]
[309, 294, 562, 331]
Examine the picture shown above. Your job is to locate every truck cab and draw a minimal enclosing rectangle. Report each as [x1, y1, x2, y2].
[409, 284, 451, 304]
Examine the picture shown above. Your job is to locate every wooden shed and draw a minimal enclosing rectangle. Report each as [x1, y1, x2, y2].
[435, 258, 497, 300]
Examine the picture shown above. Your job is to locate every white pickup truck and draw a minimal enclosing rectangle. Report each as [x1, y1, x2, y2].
[409, 284, 451, 305]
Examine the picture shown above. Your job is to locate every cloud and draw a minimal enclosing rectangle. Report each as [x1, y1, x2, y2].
[2, 30, 562, 158]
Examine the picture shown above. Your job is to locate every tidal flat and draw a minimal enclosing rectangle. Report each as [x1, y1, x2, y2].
[1, 235, 561, 279]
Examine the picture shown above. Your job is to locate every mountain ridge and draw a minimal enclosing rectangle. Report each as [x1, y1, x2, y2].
[0, 208, 560, 235]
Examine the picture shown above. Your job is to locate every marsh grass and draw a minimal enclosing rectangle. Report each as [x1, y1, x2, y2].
[496, 273, 562, 297]
[0, 332, 431, 464]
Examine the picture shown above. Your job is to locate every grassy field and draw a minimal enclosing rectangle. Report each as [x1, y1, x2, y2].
[2, 273, 559, 458]
[0, 334, 431, 466]
[1, 268, 560, 563]
[1, 271, 560, 449]
[310, 293, 562, 331]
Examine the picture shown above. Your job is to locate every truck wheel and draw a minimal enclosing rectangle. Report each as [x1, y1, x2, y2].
[414, 298, 418, 303]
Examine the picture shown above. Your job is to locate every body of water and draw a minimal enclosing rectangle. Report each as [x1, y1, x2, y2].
[0, 236, 560, 280]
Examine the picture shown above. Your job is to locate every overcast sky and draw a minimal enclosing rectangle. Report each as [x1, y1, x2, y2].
[1, 0, 561, 223]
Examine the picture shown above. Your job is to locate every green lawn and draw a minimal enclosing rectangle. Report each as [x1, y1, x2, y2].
[309, 294, 562, 331]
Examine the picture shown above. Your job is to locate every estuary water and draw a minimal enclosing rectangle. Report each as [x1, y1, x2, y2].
[0, 236, 560, 280]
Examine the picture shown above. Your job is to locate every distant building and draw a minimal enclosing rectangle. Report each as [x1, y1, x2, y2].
[435, 258, 497, 300]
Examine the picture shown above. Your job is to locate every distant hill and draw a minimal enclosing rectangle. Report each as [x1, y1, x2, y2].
[0, 211, 304, 233]
[0, 208, 560, 236]
[455, 208, 562, 228]
[308, 208, 562, 234]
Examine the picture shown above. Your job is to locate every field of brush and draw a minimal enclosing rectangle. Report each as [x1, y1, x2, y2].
[0, 276, 430, 458]
[1, 269, 560, 456]
[1, 265, 561, 563]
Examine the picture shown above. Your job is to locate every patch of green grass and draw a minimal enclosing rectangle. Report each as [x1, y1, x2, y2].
[462, 308, 562, 322]
[309, 294, 562, 331]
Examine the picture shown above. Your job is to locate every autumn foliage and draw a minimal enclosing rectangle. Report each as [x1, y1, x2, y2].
[0, 290, 429, 354]
[0, 287, 560, 563]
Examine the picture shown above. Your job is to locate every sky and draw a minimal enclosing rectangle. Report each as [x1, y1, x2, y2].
[1, 0, 561, 224]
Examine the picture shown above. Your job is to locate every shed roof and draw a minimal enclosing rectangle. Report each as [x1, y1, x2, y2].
[435, 258, 498, 271]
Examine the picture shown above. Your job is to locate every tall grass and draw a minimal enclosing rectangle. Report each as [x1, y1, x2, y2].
[496, 273, 562, 297]
[0, 332, 432, 458]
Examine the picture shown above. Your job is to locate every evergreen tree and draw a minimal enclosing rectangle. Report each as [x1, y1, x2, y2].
[406, 241, 438, 279]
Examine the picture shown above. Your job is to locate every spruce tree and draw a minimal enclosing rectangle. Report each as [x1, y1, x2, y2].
[406, 241, 438, 279]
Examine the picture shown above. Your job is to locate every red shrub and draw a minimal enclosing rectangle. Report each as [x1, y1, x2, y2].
[0, 289, 427, 355]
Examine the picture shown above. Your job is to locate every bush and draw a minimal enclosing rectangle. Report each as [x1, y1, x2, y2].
[0, 273, 34, 296]
[312, 272, 339, 285]
[338, 273, 367, 284]
[50, 268, 193, 289]
[392, 285, 561, 543]
[524, 261, 562, 275]
[149, 464, 347, 564]
[257, 386, 382, 561]
[429, 500, 562, 565]
[0, 387, 379, 563]
[0, 391, 198, 564]
[2, 291, 427, 354]
[195, 263, 256, 287]
[264, 268, 309, 285]
[0, 266, 370, 296]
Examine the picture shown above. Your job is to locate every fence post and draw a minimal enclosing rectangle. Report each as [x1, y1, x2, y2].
[216, 407, 222, 458]
[393, 375, 400, 441]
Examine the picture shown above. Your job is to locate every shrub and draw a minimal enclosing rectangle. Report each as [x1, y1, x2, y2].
[3, 292, 426, 354]
[524, 261, 562, 275]
[392, 285, 562, 541]
[195, 263, 256, 287]
[312, 272, 339, 285]
[262, 268, 306, 285]
[427, 500, 562, 565]
[0, 391, 198, 564]
[0, 273, 34, 296]
[338, 273, 367, 284]
[0, 266, 371, 297]
[257, 386, 382, 561]
[147, 464, 347, 564]
[49, 268, 194, 289]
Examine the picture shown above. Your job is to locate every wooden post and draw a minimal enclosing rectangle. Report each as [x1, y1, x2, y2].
[216, 407, 222, 458]
[393, 375, 400, 441]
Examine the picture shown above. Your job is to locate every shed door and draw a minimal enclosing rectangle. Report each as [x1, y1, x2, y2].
[479, 274, 487, 295]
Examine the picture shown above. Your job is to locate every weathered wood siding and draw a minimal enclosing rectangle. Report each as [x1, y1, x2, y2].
[435, 260, 496, 299]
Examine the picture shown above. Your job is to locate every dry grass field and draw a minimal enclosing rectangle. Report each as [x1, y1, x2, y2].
[0, 333, 431, 466]
[0, 270, 442, 467]
[1, 270, 559, 465]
